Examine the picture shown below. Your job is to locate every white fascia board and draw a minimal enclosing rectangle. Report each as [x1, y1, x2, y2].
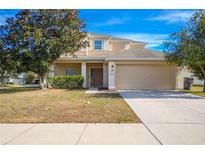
[105, 57, 165, 61]
[80, 57, 105, 61]
[110, 40, 131, 43]
[58, 57, 105, 61]
[57, 57, 165, 61]
[89, 35, 111, 38]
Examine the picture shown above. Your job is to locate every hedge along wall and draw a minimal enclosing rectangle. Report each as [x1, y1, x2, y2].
[47, 75, 84, 89]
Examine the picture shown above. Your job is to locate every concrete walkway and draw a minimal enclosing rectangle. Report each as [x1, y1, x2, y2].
[119, 90, 205, 145]
[0, 123, 160, 145]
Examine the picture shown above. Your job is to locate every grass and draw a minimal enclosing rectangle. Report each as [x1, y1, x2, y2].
[180, 85, 205, 97]
[0, 87, 140, 123]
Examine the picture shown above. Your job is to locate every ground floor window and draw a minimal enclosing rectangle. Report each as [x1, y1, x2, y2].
[65, 68, 78, 76]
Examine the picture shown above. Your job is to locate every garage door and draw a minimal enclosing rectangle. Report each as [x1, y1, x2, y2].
[117, 64, 176, 90]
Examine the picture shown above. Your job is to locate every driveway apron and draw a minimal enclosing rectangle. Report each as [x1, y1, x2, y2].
[119, 90, 205, 144]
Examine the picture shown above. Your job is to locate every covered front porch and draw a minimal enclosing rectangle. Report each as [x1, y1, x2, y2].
[53, 61, 108, 89]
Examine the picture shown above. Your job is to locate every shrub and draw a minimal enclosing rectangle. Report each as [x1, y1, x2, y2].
[26, 71, 35, 84]
[47, 75, 84, 89]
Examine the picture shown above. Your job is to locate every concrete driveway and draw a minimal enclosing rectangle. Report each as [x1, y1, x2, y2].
[119, 90, 205, 144]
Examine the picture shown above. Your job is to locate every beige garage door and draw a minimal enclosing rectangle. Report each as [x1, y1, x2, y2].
[117, 64, 176, 90]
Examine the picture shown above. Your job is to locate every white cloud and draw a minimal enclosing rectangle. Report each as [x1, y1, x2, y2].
[92, 16, 130, 27]
[147, 10, 195, 24]
[114, 33, 169, 49]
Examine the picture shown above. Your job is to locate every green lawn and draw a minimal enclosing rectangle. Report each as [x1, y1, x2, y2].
[0, 87, 140, 123]
[181, 85, 205, 97]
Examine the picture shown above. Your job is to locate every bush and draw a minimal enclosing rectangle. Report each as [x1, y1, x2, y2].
[47, 75, 84, 89]
[26, 71, 35, 84]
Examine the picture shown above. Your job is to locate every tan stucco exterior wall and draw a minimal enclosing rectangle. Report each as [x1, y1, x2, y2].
[88, 37, 110, 51]
[87, 36, 146, 52]
[54, 63, 81, 76]
[113, 60, 170, 65]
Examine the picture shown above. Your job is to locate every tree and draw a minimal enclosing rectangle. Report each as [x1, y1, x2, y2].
[0, 25, 19, 86]
[7, 9, 88, 89]
[164, 10, 205, 92]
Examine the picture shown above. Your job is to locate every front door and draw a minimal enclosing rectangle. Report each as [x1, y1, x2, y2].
[90, 68, 103, 87]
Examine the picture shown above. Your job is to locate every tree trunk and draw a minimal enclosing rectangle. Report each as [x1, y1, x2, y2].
[0, 77, 4, 87]
[39, 73, 47, 90]
[0, 72, 5, 87]
[199, 65, 205, 92]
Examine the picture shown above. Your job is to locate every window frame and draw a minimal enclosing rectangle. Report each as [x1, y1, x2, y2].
[94, 40, 103, 51]
[65, 68, 78, 76]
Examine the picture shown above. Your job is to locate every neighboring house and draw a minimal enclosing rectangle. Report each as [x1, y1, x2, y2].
[4, 73, 26, 85]
[52, 32, 181, 90]
[5, 72, 40, 85]
[177, 67, 204, 88]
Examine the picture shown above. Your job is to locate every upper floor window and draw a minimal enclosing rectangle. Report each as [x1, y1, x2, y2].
[94, 40, 103, 50]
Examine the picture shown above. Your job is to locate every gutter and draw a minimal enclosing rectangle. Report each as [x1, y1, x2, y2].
[57, 57, 165, 61]
[57, 57, 105, 61]
[105, 57, 165, 61]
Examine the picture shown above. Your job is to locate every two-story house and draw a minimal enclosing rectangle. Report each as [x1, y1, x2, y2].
[52, 32, 179, 90]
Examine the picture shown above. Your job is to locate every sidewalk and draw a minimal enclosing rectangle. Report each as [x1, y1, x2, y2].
[0, 123, 159, 145]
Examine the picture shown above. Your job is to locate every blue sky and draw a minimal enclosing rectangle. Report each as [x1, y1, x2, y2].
[0, 9, 196, 51]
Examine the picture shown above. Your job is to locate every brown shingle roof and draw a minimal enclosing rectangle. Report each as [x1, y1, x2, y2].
[107, 45, 164, 59]
[60, 46, 164, 60]
[111, 37, 144, 43]
[89, 32, 143, 43]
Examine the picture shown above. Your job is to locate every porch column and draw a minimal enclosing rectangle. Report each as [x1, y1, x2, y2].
[103, 63, 108, 87]
[81, 62, 86, 88]
[108, 61, 116, 89]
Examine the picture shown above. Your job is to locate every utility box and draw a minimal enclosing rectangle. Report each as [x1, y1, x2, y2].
[184, 77, 193, 90]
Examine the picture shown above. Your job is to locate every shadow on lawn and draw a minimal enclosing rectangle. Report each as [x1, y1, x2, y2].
[87, 93, 122, 99]
[182, 91, 205, 97]
[120, 90, 203, 99]
[0, 87, 40, 94]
